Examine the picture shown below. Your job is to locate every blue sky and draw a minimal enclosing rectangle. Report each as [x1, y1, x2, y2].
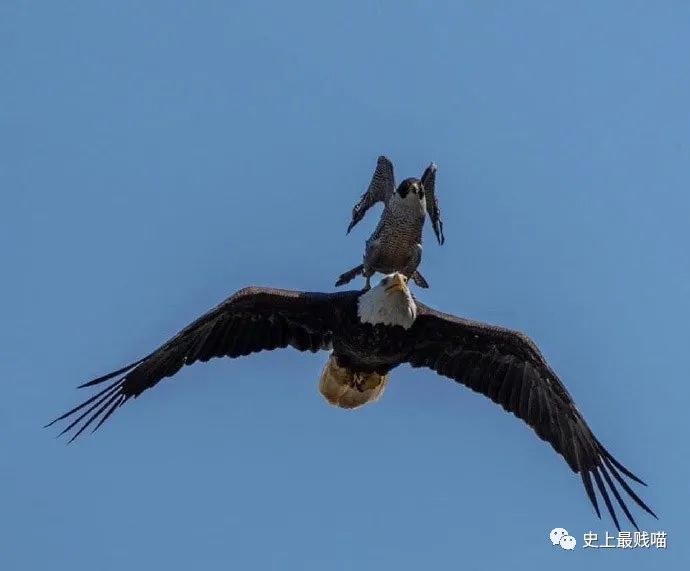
[3, 1, 689, 569]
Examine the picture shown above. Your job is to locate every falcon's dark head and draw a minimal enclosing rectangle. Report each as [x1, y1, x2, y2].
[396, 178, 424, 200]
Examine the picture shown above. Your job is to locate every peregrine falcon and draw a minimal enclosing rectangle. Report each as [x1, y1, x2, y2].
[336, 155, 445, 290]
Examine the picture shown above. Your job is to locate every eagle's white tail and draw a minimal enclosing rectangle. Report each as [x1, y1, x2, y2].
[318, 354, 388, 409]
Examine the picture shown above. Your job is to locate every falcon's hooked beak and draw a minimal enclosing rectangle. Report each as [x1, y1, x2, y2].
[384, 273, 408, 294]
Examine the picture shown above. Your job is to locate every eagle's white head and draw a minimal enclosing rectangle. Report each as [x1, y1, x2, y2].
[357, 273, 417, 329]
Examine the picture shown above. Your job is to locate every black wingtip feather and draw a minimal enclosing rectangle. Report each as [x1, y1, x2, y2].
[599, 463, 640, 531]
[577, 434, 657, 530]
[57, 381, 122, 438]
[77, 357, 146, 388]
[91, 394, 126, 435]
[581, 471, 601, 519]
[592, 468, 621, 531]
[44, 378, 123, 428]
[601, 456, 658, 519]
[47, 375, 127, 442]
[66, 393, 117, 444]
[596, 440, 648, 486]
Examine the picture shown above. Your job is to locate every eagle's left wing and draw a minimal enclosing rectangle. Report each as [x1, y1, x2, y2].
[421, 162, 444, 245]
[46, 287, 357, 442]
[405, 303, 656, 531]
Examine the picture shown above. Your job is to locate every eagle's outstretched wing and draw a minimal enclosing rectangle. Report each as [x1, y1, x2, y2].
[46, 288, 357, 442]
[406, 303, 657, 531]
[347, 155, 395, 234]
[421, 163, 444, 245]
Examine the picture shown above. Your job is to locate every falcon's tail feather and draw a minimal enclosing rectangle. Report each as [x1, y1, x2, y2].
[411, 271, 429, 288]
[335, 264, 364, 287]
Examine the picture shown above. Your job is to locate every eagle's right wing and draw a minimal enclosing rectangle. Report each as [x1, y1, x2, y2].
[405, 302, 657, 531]
[346, 155, 395, 234]
[46, 288, 358, 442]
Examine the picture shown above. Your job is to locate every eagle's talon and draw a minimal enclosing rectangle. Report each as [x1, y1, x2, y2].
[350, 375, 365, 392]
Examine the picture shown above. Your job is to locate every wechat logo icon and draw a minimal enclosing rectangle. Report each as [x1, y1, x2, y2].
[550, 528, 577, 550]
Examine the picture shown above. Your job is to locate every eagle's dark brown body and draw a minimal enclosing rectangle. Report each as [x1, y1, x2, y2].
[328, 293, 415, 374]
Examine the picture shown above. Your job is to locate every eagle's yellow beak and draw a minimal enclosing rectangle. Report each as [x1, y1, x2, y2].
[385, 273, 408, 294]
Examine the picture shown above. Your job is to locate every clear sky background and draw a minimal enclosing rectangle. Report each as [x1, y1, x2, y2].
[3, 1, 689, 569]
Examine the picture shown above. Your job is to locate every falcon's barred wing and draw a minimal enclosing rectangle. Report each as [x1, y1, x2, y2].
[421, 163, 444, 245]
[347, 156, 395, 234]
[405, 303, 657, 531]
[46, 288, 357, 442]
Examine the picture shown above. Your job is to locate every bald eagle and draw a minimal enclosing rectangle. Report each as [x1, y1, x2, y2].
[47, 273, 655, 531]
